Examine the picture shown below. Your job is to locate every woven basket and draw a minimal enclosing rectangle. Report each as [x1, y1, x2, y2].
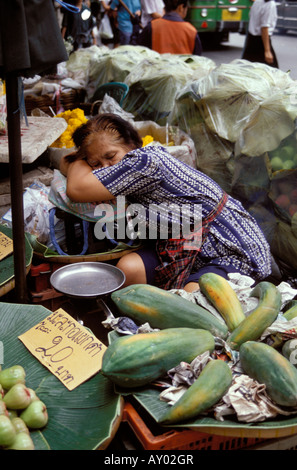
[25, 89, 86, 116]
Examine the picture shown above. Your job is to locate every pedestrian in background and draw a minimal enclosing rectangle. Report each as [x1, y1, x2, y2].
[137, 0, 202, 55]
[140, 0, 164, 28]
[242, 0, 278, 67]
[61, 0, 97, 51]
[91, 0, 119, 48]
[109, 0, 141, 45]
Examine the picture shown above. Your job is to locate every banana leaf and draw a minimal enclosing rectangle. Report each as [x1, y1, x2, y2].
[124, 56, 196, 123]
[231, 59, 295, 91]
[87, 46, 159, 101]
[129, 388, 297, 439]
[66, 45, 107, 89]
[0, 303, 122, 450]
[189, 63, 270, 143]
[235, 93, 297, 157]
[0, 225, 32, 288]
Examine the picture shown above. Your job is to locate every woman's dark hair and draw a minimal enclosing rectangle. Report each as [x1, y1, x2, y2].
[65, 113, 143, 163]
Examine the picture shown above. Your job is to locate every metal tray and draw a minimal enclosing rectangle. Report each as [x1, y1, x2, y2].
[50, 262, 126, 298]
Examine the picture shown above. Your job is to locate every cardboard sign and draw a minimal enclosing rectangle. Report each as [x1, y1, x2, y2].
[18, 308, 107, 391]
[0, 231, 13, 261]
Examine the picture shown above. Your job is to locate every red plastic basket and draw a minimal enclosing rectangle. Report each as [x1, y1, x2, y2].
[122, 401, 266, 450]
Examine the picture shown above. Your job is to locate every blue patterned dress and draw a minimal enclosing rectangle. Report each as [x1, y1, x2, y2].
[93, 145, 271, 285]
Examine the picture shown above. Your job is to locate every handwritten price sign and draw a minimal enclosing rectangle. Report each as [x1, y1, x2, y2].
[0, 231, 13, 261]
[18, 308, 107, 391]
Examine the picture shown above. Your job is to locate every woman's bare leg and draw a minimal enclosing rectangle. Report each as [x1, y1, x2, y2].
[183, 282, 200, 293]
[116, 252, 147, 286]
[117, 253, 200, 292]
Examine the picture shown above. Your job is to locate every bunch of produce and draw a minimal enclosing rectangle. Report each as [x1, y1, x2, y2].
[124, 55, 214, 124]
[269, 131, 297, 172]
[170, 61, 297, 277]
[0, 365, 48, 450]
[268, 161, 297, 220]
[100, 274, 297, 424]
[272, 180, 297, 217]
[87, 45, 160, 101]
[50, 108, 88, 149]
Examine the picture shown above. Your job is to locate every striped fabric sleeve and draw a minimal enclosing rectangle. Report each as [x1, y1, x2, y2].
[92, 148, 162, 197]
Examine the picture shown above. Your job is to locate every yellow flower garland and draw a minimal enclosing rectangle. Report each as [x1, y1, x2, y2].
[142, 135, 154, 147]
[50, 108, 88, 149]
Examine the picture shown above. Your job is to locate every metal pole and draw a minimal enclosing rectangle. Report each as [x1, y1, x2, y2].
[5, 73, 28, 303]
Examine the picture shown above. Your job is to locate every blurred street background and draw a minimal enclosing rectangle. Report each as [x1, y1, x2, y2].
[203, 31, 297, 80]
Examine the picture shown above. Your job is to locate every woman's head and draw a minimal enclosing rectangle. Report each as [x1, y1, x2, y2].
[65, 113, 143, 169]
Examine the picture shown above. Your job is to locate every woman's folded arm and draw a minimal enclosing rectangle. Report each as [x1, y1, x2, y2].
[65, 159, 114, 202]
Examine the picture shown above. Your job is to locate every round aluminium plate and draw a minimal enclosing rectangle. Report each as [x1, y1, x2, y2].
[50, 262, 126, 298]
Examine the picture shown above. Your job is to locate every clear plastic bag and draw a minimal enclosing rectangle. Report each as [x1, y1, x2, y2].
[87, 46, 157, 100]
[2, 182, 54, 245]
[124, 55, 214, 125]
[134, 120, 197, 168]
[98, 13, 113, 40]
[170, 83, 235, 192]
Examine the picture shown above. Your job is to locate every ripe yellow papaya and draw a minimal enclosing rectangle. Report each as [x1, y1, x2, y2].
[111, 284, 228, 339]
[198, 273, 245, 331]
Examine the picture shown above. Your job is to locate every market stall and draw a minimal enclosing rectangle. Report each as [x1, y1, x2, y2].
[0, 0, 68, 302]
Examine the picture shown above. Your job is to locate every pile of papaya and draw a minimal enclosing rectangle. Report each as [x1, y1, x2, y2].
[100, 273, 297, 424]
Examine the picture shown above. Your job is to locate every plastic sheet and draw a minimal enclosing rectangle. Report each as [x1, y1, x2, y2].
[134, 120, 197, 168]
[171, 61, 297, 156]
[87, 46, 159, 101]
[124, 54, 215, 125]
[65, 45, 108, 88]
[170, 84, 234, 192]
[169, 61, 297, 282]
[235, 93, 297, 157]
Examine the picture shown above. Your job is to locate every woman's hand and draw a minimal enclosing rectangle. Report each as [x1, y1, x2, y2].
[59, 152, 79, 176]
[264, 49, 274, 64]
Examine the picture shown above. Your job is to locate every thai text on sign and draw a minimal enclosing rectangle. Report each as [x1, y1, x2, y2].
[18, 308, 106, 390]
[0, 231, 13, 261]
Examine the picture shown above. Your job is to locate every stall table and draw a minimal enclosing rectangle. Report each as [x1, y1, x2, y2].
[0, 116, 67, 164]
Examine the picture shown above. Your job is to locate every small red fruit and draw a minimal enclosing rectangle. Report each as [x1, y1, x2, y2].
[290, 189, 297, 204]
[275, 194, 291, 209]
[289, 204, 297, 217]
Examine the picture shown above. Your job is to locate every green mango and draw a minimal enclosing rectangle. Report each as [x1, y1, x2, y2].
[0, 365, 26, 390]
[3, 383, 31, 410]
[11, 417, 30, 435]
[0, 415, 16, 447]
[5, 431, 35, 450]
[20, 400, 48, 429]
[27, 388, 39, 403]
[0, 401, 8, 417]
